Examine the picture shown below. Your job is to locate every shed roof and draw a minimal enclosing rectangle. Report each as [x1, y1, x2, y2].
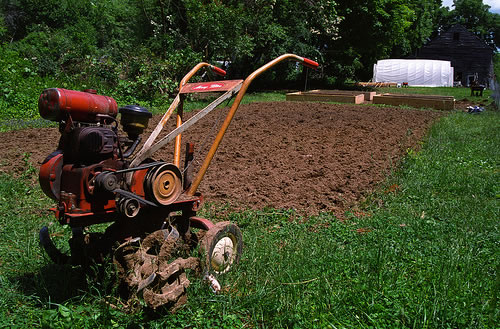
[422, 25, 494, 51]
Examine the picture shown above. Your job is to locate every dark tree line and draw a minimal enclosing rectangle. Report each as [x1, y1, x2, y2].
[0, 0, 499, 104]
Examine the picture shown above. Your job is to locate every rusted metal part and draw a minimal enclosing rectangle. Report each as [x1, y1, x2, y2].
[39, 151, 63, 201]
[145, 163, 182, 205]
[189, 216, 215, 230]
[183, 143, 195, 191]
[132, 54, 317, 192]
[200, 221, 243, 274]
[186, 54, 319, 196]
[143, 256, 199, 311]
[173, 95, 184, 168]
[38, 88, 118, 122]
[113, 227, 201, 311]
[130, 95, 180, 169]
[37, 54, 317, 313]
[39, 226, 70, 264]
[49, 158, 126, 226]
[40, 225, 115, 267]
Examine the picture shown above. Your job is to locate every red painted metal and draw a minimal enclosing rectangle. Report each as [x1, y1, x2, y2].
[36, 54, 321, 308]
[38, 88, 118, 122]
[39, 152, 63, 201]
[58, 163, 117, 214]
[180, 80, 243, 94]
[303, 58, 319, 69]
[189, 216, 215, 230]
[211, 65, 226, 76]
[129, 168, 149, 198]
[59, 209, 118, 227]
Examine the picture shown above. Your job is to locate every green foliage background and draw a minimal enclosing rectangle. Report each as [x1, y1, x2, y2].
[0, 0, 499, 121]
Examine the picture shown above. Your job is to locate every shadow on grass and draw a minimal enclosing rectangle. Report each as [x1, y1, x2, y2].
[11, 263, 88, 306]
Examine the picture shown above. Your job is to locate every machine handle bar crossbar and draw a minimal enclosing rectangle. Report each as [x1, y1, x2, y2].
[129, 54, 319, 194]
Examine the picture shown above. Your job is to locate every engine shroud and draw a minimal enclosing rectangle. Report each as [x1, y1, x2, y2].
[61, 126, 118, 165]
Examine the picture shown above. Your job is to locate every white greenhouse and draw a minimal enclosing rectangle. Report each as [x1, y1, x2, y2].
[372, 59, 454, 87]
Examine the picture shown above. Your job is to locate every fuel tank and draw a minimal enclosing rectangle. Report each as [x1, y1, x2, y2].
[38, 88, 118, 122]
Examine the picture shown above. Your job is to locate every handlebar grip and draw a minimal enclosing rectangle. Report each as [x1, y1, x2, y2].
[211, 65, 227, 76]
[303, 58, 319, 69]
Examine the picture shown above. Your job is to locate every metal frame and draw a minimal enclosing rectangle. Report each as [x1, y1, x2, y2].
[129, 54, 319, 195]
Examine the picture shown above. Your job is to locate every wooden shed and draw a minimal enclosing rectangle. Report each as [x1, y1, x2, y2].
[415, 25, 494, 87]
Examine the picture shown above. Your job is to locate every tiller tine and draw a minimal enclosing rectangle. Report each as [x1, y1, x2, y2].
[39, 226, 70, 265]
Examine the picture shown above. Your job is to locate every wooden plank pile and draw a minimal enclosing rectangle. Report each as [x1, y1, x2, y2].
[357, 82, 397, 87]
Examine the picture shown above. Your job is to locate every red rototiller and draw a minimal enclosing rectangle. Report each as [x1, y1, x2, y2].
[38, 54, 318, 310]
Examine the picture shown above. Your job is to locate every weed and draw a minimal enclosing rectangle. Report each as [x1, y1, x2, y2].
[21, 153, 37, 180]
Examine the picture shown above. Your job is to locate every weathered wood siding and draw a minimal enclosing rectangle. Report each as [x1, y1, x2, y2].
[416, 25, 494, 87]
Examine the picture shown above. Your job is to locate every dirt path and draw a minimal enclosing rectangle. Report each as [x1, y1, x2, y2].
[0, 102, 443, 217]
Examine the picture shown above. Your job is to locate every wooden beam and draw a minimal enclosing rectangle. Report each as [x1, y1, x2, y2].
[286, 91, 365, 104]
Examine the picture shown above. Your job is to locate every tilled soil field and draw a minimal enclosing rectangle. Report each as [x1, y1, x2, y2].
[0, 102, 443, 217]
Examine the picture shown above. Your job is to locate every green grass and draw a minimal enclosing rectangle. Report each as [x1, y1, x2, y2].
[376, 86, 492, 101]
[0, 106, 498, 327]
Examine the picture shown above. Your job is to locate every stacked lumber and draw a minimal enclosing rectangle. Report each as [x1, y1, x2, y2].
[357, 82, 397, 87]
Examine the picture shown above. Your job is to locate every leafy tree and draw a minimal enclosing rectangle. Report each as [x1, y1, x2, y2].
[494, 52, 500, 80]
[9, 0, 498, 104]
[183, 0, 254, 63]
[0, 12, 6, 41]
[452, 0, 492, 32]
[404, 0, 443, 57]
[331, 0, 416, 81]
[227, 0, 337, 85]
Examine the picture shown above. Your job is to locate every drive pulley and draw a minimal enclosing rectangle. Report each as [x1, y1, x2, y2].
[144, 163, 182, 205]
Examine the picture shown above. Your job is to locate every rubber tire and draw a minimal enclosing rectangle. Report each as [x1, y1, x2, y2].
[200, 221, 243, 274]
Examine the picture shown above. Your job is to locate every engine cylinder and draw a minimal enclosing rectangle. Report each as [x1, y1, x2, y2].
[38, 88, 118, 122]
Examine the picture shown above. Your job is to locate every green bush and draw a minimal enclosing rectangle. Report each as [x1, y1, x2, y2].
[115, 45, 202, 105]
[0, 46, 40, 120]
[0, 45, 95, 123]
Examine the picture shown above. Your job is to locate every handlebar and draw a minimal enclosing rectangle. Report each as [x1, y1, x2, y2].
[210, 65, 227, 76]
[133, 54, 320, 184]
[303, 58, 319, 69]
[186, 53, 319, 195]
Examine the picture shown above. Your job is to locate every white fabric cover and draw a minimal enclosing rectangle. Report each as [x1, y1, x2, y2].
[373, 59, 454, 87]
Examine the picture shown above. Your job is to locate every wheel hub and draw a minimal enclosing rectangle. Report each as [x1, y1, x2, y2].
[211, 236, 235, 273]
